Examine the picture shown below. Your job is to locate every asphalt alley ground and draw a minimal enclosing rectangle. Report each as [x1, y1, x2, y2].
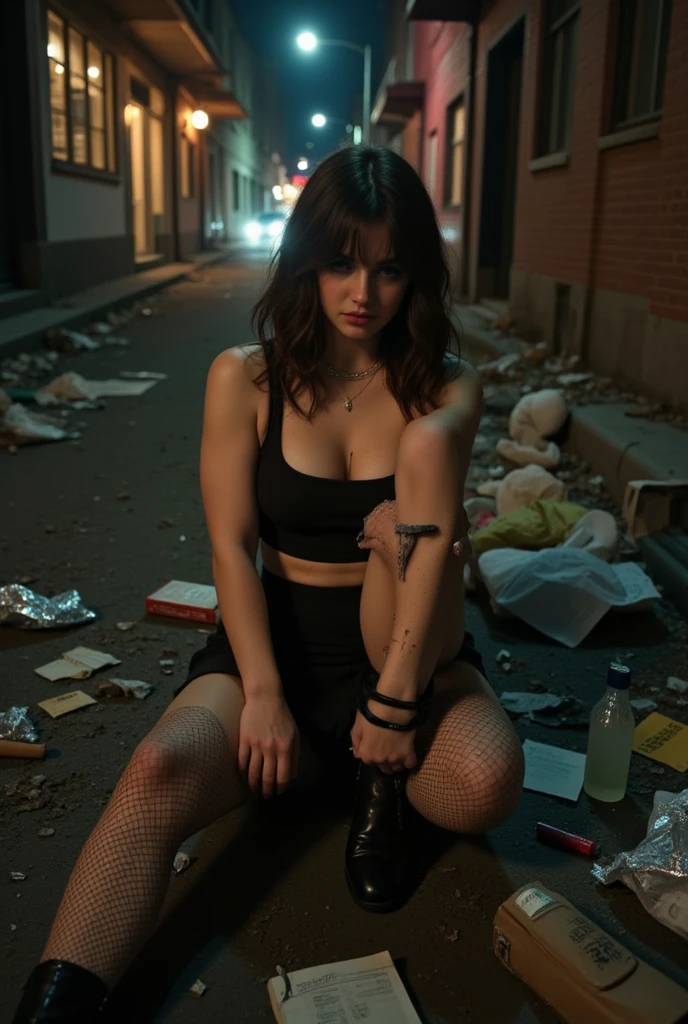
[2, 251, 688, 1023]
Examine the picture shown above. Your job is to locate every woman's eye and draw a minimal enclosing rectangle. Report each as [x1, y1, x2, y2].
[380, 264, 402, 279]
[329, 258, 352, 273]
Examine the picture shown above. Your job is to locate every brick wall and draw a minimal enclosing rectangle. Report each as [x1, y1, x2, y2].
[414, 20, 471, 282]
[504, 0, 688, 322]
[594, 2, 688, 323]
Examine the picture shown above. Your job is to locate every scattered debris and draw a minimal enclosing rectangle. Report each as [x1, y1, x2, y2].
[44, 328, 100, 353]
[593, 789, 688, 939]
[35, 646, 121, 682]
[119, 371, 167, 380]
[0, 585, 96, 629]
[115, 621, 136, 631]
[38, 828, 55, 838]
[146, 580, 218, 624]
[0, 404, 80, 446]
[667, 676, 688, 695]
[173, 851, 193, 875]
[501, 691, 586, 728]
[0, 706, 39, 743]
[10, 872, 27, 882]
[479, 548, 659, 647]
[97, 679, 153, 700]
[631, 698, 658, 714]
[189, 979, 206, 998]
[523, 739, 586, 802]
[38, 690, 97, 719]
[633, 712, 688, 772]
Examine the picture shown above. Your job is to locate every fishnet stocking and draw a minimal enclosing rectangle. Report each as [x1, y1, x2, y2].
[407, 682, 524, 833]
[41, 706, 245, 988]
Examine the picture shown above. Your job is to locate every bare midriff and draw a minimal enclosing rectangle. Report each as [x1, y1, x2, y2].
[260, 540, 367, 588]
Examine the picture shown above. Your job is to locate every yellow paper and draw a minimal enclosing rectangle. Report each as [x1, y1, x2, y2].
[38, 690, 96, 719]
[633, 712, 688, 772]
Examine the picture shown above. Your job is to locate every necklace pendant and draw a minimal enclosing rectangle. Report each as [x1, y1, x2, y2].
[344, 398, 353, 412]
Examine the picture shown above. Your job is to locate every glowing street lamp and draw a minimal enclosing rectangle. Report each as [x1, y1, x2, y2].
[191, 109, 209, 130]
[311, 113, 326, 128]
[296, 31, 371, 144]
[297, 158, 309, 171]
[296, 31, 317, 52]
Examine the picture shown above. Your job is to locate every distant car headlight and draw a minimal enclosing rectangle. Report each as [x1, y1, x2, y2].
[267, 220, 283, 237]
[245, 221, 261, 241]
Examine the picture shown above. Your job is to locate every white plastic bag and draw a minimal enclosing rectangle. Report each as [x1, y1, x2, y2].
[478, 547, 659, 647]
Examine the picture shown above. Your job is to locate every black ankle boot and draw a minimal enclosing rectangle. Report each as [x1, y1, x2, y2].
[11, 960, 108, 1022]
[345, 763, 416, 913]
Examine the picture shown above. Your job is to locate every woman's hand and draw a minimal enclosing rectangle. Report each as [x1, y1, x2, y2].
[350, 704, 418, 774]
[238, 695, 300, 798]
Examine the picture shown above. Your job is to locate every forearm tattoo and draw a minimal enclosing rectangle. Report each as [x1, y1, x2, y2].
[394, 523, 441, 581]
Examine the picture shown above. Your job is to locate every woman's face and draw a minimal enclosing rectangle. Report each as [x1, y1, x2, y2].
[317, 222, 409, 342]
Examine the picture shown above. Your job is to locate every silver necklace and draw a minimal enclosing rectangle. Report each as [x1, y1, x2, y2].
[336, 363, 383, 411]
[324, 359, 383, 381]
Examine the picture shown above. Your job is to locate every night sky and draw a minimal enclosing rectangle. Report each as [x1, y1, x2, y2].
[232, 0, 387, 174]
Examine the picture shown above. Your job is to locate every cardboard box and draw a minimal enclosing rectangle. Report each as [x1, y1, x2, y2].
[622, 479, 688, 541]
[145, 580, 218, 624]
[493, 881, 688, 1024]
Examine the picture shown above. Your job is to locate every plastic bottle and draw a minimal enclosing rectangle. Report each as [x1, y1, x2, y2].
[583, 663, 635, 802]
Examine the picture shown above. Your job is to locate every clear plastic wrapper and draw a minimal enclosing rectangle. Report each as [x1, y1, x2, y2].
[0, 707, 39, 743]
[592, 788, 688, 939]
[0, 584, 96, 629]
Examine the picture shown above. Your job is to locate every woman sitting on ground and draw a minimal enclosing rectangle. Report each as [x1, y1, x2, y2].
[13, 145, 524, 1022]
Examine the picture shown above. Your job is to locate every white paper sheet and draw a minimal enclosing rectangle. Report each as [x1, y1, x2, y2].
[35, 646, 121, 681]
[269, 951, 422, 1024]
[88, 379, 158, 397]
[522, 739, 586, 802]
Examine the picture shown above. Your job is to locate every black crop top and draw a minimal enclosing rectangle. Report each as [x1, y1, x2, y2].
[255, 355, 396, 563]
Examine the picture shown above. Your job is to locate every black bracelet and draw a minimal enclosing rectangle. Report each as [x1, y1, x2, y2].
[358, 701, 421, 731]
[358, 672, 434, 731]
[362, 673, 434, 713]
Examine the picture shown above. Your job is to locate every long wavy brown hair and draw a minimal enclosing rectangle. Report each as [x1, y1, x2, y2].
[251, 145, 461, 421]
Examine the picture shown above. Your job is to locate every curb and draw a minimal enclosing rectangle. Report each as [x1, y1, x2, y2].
[0, 251, 228, 360]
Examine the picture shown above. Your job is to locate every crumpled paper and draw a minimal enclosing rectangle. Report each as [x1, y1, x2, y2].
[592, 789, 688, 939]
[0, 585, 96, 629]
[0, 706, 39, 743]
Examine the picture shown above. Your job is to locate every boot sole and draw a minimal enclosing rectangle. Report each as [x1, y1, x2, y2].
[344, 868, 411, 914]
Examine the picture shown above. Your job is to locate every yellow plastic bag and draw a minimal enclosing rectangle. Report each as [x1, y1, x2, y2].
[472, 499, 588, 557]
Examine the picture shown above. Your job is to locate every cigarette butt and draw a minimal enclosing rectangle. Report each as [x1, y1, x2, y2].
[0, 740, 46, 760]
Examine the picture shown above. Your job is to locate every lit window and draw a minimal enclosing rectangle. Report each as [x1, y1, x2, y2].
[447, 101, 465, 207]
[48, 9, 116, 173]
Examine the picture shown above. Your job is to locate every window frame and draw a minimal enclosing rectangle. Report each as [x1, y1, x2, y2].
[444, 97, 466, 209]
[535, 0, 581, 158]
[47, 8, 118, 180]
[611, 0, 673, 132]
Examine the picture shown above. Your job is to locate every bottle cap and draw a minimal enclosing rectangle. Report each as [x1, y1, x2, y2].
[607, 663, 631, 689]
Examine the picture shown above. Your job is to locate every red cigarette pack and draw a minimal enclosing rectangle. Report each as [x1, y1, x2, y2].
[145, 580, 218, 624]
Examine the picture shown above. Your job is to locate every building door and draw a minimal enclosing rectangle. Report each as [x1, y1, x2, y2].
[128, 102, 149, 257]
[477, 17, 525, 299]
[127, 83, 165, 260]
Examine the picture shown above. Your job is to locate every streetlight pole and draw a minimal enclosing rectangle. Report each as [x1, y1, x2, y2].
[297, 34, 372, 144]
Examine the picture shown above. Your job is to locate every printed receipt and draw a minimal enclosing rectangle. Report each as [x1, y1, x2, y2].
[275, 951, 422, 1024]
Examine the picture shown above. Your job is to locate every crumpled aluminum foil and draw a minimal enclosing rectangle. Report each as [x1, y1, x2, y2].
[0, 706, 39, 743]
[592, 788, 688, 939]
[0, 584, 96, 629]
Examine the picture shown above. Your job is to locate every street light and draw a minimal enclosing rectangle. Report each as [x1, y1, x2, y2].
[311, 113, 326, 128]
[297, 158, 309, 171]
[296, 31, 371, 145]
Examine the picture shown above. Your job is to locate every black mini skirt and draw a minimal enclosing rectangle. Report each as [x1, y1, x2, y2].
[176, 568, 487, 762]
